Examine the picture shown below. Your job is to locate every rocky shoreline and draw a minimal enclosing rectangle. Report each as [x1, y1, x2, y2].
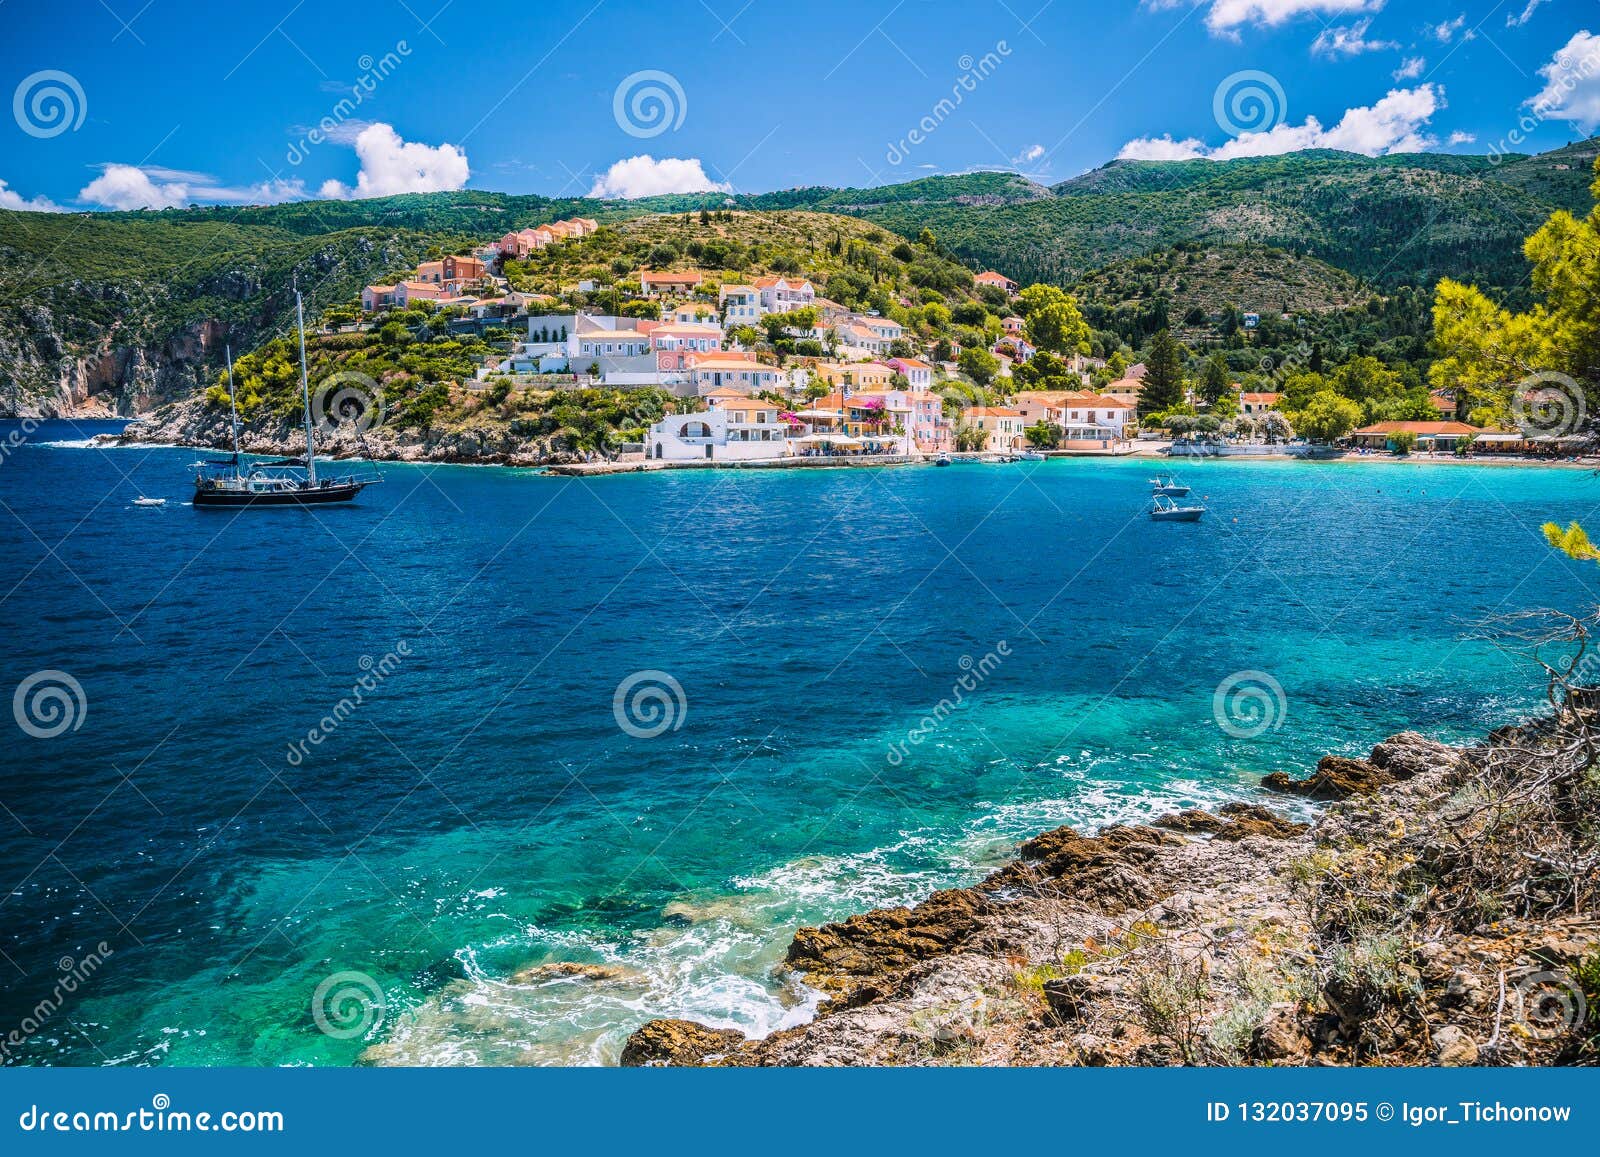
[621, 724, 1600, 1067]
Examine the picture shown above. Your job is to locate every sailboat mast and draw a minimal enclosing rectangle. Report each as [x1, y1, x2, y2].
[295, 290, 318, 484]
[224, 344, 242, 462]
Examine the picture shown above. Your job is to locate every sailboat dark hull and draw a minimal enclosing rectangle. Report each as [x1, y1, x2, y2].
[193, 481, 372, 507]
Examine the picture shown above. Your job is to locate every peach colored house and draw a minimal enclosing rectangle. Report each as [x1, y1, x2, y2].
[687, 352, 781, 393]
[975, 271, 1018, 294]
[640, 271, 705, 297]
[964, 406, 1026, 451]
[362, 284, 397, 311]
[1238, 391, 1281, 416]
[811, 361, 896, 390]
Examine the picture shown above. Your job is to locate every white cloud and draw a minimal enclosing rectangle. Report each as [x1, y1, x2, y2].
[1507, 0, 1546, 28]
[1119, 84, 1442, 161]
[1527, 29, 1600, 130]
[1199, 0, 1385, 36]
[0, 179, 63, 213]
[77, 164, 310, 210]
[1393, 55, 1426, 80]
[1311, 17, 1397, 57]
[1118, 134, 1208, 160]
[1011, 143, 1046, 165]
[588, 155, 730, 199]
[79, 164, 190, 210]
[319, 123, 469, 200]
[1447, 130, 1477, 145]
[1432, 14, 1474, 43]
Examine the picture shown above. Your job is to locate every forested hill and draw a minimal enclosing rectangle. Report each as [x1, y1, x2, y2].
[742, 142, 1600, 294]
[0, 141, 1593, 416]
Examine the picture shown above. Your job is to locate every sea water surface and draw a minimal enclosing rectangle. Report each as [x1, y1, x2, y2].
[3, 419, 1600, 1066]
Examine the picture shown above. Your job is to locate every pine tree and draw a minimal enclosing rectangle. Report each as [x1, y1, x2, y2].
[1140, 329, 1186, 415]
[1200, 352, 1230, 405]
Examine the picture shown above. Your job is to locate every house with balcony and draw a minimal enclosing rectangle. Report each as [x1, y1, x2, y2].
[754, 275, 816, 314]
[975, 270, 1018, 294]
[687, 353, 782, 394]
[362, 284, 398, 311]
[719, 284, 761, 329]
[811, 361, 896, 392]
[1011, 390, 1134, 450]
[964, 406, 1026, 452]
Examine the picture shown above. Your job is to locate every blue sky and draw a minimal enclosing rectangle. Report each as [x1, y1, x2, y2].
[2, 0, 1596, 213]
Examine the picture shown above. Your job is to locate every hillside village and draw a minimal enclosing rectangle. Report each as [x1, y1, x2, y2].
[312, 204, 1556, 468]
[343, 211, 1148, 461]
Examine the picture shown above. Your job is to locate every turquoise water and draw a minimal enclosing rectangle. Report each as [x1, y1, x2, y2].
[3, 419, 1599, 1066]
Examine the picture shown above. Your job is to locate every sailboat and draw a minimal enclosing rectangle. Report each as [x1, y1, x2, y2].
[192, 293, 378, 508]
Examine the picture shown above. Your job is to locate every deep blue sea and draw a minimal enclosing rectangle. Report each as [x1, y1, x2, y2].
[3, 418, 1600, 1066]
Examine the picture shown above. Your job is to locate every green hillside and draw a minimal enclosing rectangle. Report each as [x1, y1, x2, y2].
[746, 145, 1598, 295]
[2, 141, 1594, 414]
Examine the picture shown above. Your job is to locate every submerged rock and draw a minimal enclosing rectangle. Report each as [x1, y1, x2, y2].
[509, 961, 635, 985]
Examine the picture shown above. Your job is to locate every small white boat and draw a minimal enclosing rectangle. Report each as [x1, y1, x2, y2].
[1150, 494, 1204, 521]
[132, 496, 166, 507]
[934, 454, 952, 467]
[1149, 474, 1191, 496]
[1019, 450, 1045, 461]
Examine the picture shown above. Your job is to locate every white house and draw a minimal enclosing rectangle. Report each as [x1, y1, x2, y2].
[886, 357, 934, 391]
[719, 284, 761, 329]
[754, 275, 815, 314]
[645, 402, 798, 462]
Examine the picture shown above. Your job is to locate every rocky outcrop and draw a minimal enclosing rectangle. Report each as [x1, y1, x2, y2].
[618, 1019, 749, 1067]
[621, 727, 1598, 1068]
[108, 395, 578, 467]
[1260, 731, 1459, 800]
[0, 235, 429, 417]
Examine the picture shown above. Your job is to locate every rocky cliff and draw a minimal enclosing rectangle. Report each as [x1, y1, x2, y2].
[622, 718, 1600, 1067]
[0, 233, 431, 418]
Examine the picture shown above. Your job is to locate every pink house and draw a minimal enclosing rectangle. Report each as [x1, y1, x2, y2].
[908, 391, 951, 452]
[975, 270, 1018, 294]
[393, 280, 449, 307]
[362, 284, 397, 311]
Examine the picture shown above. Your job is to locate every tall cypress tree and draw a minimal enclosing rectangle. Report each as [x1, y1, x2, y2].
[1139, 329, 1186, 415]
